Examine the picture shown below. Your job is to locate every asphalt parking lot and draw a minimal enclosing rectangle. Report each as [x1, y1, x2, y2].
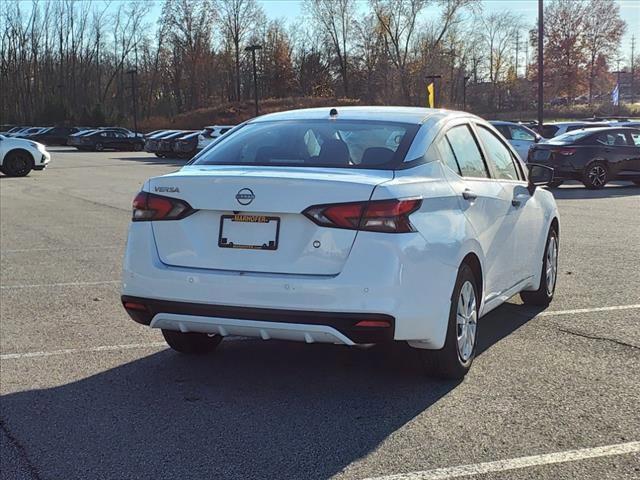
[1, 147, 639, 480]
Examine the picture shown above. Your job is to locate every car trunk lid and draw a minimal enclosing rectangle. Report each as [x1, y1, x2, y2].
[150, 166, 393, 275]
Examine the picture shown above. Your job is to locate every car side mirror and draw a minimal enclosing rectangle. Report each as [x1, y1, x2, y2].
[527, 163, 554, 193]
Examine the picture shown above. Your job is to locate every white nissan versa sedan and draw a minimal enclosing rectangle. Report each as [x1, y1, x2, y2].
[121, 107, 559, 378]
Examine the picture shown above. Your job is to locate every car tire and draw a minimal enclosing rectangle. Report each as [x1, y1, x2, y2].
[95, 143, 104, 152]
[2, 150, 34, 177]
[162, 329, 222, 354]
[419, 263, 479, 379]
[520, 226, 559, 306]
[134, 143, 143, 151]
[548, 180, 563, 189]
[582, 162, 608, 189]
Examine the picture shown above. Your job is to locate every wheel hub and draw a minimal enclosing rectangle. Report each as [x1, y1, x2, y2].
[546, 235, 558, 295]
[456, 280, 477, 362]
[588, 166, 606, 186]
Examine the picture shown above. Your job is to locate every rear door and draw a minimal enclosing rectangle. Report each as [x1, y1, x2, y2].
[593, 130, 636, 177]
[150, 167, 393, 275]
[474, 124, 542, 284]
[443, 123, 517, 298]
[624, 130, 640, 174]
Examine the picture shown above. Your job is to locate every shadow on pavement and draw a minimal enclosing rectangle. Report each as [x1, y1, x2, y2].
[1, 302, 542, 480]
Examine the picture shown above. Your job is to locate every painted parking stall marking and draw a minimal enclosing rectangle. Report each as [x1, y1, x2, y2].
[365, 441, 640, 480]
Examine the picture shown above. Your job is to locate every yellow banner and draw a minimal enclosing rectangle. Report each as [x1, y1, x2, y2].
[427, 82, 435, 108]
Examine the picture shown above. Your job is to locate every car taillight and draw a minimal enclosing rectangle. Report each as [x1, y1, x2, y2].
[303, 198, 421, 233]
[132, 191, 196, 221]
[552, 147, 576, 156]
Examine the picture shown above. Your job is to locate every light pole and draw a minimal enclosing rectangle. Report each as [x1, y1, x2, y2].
[244, 44, 262, 117]
[462, 76, 471, 110]
[537, 0, 544, 129]
[126, 69, 138, 135]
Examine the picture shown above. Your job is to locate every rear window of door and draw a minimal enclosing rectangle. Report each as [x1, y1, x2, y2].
[445, 125, 489, 178]
[495, 125, 511, 139]
[434, 137, 461, 175]
[541, 125, 559, 138]
[476, 126, 521, 181]
[595, 131, 630, 146]
[627, 131, 640, 146]
[509, 126, 536, 141]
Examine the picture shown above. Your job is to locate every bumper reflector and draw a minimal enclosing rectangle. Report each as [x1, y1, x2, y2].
[355, 320, 391, 328]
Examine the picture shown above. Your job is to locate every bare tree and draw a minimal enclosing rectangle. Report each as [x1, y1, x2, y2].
[306, 0, 354, 96]
[583, 0, 625, 103]
[372, 0, 428, 103]
[218, 0, 261, 101]
[480, 12, 521, 109]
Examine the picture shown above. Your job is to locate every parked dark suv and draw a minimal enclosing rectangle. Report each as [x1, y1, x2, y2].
[528, 127, 640, 189]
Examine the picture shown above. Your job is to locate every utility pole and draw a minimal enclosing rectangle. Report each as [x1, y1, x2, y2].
[463, 76, 471, 110]
[537, 0, 544, 129]
[245, 45, 262, 117]
[631, 35, 636, 104]
[127, 69, 138, 135]
[515, 30, 520, 79]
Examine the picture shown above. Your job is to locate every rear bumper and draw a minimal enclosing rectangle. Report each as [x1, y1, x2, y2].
[122, 295, 394, 344]
[122, 222, 458, 348]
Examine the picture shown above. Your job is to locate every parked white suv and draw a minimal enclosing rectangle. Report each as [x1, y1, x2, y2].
[121, 107, 559, 379]
[0, 135, 51, 176]
[197, 125, 234, 151]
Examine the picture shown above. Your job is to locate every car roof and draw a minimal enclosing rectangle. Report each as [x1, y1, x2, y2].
[544, 121, 607, 126]
[557, 126, 640, 135]
[249, 106, 471, 125]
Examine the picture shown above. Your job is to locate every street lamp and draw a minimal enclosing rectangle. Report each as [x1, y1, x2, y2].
[537, 0, 544, 129]
[126, 69, 138, 135]
[244, 44, 262, 117]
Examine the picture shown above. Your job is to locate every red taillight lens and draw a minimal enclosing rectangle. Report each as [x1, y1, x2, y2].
[303, 198, 421, 233]
[132, 191, 195, 221]
[552, 147, 576, 156]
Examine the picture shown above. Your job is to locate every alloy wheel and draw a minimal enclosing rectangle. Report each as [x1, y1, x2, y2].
[545, 235, 558, 295]
[8, 154, 31, 176]
[587, 165, 606, 187]
[456, 280, 477, 362]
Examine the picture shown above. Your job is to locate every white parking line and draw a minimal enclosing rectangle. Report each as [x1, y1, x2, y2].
[0, 280, 119, 290]
[0, 337, 251, 360]
[538, 304, 640, 316]
[0, 342, 167, 360]
[364, 441, 640, 480]
[1, 246, 120, 254]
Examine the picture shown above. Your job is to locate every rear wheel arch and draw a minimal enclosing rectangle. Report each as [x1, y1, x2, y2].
[550, 217, 559, 238]
[460, 252, 483, 306]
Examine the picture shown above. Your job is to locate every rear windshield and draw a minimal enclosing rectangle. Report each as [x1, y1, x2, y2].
[192, 120, 419, 169]
[548, 130, 594, 144]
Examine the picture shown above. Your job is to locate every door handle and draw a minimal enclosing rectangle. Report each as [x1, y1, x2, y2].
[462, 189, 477, 201]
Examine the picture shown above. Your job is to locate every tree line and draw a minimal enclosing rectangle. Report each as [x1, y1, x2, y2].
[0, 0, 631, 126]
